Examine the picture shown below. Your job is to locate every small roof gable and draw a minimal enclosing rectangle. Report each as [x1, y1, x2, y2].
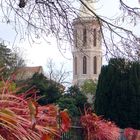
[16, 66, 43, 73]
[14, 66, 43, 81]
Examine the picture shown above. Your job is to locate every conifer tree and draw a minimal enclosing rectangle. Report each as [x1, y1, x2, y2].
[0, 43, 25, 78]
[95, 58, 140, 129]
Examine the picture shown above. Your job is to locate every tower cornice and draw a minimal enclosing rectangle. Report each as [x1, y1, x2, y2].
[73, 17, 98, 25]
[79, 0, 95, 18]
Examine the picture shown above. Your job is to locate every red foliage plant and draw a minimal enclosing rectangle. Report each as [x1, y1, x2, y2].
[80, 109, 120, 140]
[0, 78, 71, 140]
[60, 109, 71, 132]
[124, 128, 140, 140]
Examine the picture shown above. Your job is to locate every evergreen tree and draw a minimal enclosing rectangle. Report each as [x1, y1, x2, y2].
[95, 58, 140, 129]
[0, 43, 25, 78]
[0, 43, 14, 68]
[57, 85, 88, 117]
[18, 73, 63, 105]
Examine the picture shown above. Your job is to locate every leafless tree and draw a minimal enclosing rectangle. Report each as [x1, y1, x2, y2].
[45, 58, 71, 85]
[12, 46, 26, 68]
[1, 0, 140, 60]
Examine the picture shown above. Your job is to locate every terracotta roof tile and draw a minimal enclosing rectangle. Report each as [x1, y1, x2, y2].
[16, 66, 42, 73]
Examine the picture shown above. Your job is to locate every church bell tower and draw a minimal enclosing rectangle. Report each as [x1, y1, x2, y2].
[72, 0, 102, 85]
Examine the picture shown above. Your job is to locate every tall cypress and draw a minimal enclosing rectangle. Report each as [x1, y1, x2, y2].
[95, 58, 140, 129]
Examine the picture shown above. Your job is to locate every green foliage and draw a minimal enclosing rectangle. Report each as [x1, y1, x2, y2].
[67, 85, 87, 109]
[81, 79, 97, 95]
[17, 73, 63, 105]
[0, 43, 14, 68]
[56, 96, 79, 117]
[57, 85, 88, 117]
[95, 58, 140, 129]
[0, 81, 16, 92]
[67, 85, 81, 95]
[0, 43, 25, 78]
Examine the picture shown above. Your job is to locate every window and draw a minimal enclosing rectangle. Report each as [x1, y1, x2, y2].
[83, 56, 87, 74]
[93, 56, 97, 74]
[93, 29, 97, 47]
[98, 30, 101, 41]
[83, 28, 87, 46]
[74, 29, 77, 47]
[74, 57, 77, 75]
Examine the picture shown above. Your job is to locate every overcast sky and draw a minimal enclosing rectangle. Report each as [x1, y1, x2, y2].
[0, 0, 139, 83]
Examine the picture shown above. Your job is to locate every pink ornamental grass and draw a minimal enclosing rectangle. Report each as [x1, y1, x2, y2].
[124, 128, 140, 140]
[80, 112, 120, 140]
[0, 78, 71, 140]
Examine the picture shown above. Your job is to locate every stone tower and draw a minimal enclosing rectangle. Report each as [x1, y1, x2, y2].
[72, 0, 102, 85]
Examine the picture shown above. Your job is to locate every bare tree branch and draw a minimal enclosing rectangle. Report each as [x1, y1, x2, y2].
[46, 59, 71, 85]
[1, 0, 140, 60]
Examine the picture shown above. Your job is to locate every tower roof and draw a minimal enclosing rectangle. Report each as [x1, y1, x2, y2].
[79, 0, 95, 17]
